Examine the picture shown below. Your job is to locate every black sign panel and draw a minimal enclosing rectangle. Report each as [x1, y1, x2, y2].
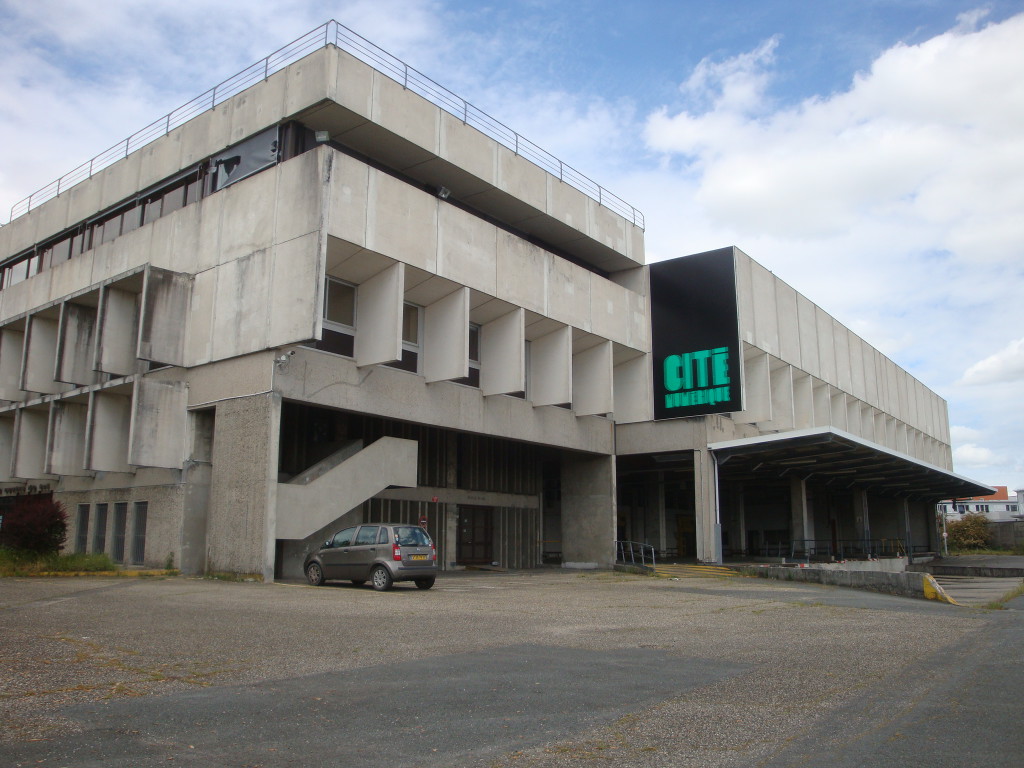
[650, 248, 742, 420]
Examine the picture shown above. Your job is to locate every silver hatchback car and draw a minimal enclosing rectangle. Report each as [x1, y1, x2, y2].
[304, 523, 437, 591]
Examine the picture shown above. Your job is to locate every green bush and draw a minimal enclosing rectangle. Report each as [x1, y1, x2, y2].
[0, 496, 68, 554]
[0, 549, 116, 576]
[946, 513, 992, 550]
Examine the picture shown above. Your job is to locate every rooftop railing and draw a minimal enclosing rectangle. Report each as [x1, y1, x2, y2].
[6, 20, 644, 230]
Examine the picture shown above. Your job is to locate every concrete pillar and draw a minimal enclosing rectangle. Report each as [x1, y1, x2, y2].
[561, 453, 615, 568]
[732, 483, 746, 556]
[854, 488, 871, 550]
[901, 497, 913, 562]
[790, 476, 813, 547]
[693, 448, 722, 563]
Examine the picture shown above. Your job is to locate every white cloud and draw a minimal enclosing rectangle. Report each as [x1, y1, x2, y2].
[954, 443, 999, 467]
[960, 338, 1024, 385]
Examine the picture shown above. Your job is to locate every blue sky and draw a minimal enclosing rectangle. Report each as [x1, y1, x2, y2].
[1, 0, 1022, 492]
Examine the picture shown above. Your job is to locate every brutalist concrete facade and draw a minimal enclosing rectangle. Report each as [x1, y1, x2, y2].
[0, 28, 990, 579]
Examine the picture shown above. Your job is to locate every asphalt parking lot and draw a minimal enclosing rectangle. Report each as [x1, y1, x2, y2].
[2, 569, 1022, 767]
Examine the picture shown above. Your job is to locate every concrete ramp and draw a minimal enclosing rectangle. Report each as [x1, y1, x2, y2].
[275, 436, 418, 540]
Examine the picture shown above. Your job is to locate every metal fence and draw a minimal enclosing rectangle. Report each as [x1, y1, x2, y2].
[7, 20, 644, 230]
[615, 540, 657, 568]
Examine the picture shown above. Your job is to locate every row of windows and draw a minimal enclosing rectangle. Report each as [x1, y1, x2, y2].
[1, 124, 301, 292]
[75, 501, 148, 564]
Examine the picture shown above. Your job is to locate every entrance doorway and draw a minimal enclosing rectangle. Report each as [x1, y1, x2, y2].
[457, 506, 494, 565]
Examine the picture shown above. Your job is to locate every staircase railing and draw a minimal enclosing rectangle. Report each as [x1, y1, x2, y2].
[615, 540, 656, 568]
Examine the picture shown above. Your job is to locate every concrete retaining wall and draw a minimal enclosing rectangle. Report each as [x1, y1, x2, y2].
[735, 565, 951, 602]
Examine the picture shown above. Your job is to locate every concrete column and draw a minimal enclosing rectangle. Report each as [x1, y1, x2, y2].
[561, 453, 615, 569]
[901, 497, 913, 562]
[790, 476, 813, 546]
[732, 483, 746, 556]
[854, 488, 871, 547]
[656, 474, 667, 554]
[693, 448, 722, 563]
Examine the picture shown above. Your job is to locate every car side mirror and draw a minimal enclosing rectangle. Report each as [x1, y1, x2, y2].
[324, 539, 332, 549]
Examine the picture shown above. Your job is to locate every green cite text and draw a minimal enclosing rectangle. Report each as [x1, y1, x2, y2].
[663, 347, 731, 408]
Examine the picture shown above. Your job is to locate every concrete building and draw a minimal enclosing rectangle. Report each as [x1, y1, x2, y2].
[0, 22, 991, 579]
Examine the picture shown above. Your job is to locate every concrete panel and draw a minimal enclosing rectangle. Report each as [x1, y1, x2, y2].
[138, 267, 192, 365]
[47, 401, 89, 476]
[13, 408, 52, 480]
[0, 329, 26, 401]
[766, 362, 795, 431]
[284, 46, 335, 118]
[734, 246, 754, 346]
[849, 334, 866, 401]
[64, 181, 102, 239]
[812, 379, 831, 427]
[480, 308, 524, 396]
[734, 345, 770, 424]
[547, 257, 591, 330]
[546, 177, 589, 232]
[86, 391, 132, 473]
[750, 261, 779, 355]
[22, 315, 71, 395]
[138, 129, 184, 192]
[496, 146, 547, 213]
[440, 113, 497, 187]
[530, 325, 572, 407]
[590, 277, 630, 347]
[97, 151, 142, 213]
[334, 48, 375, 119]
[154, 202, 202, 275]
[776, 280, 800, 367]
[268, 232, 322, 349]
[612, 352, 652, 424]
[863, 344, 879, 408]
[587, 198, 628, 255]
[274, 150, 324, 244]
[830, 389, 848, 431]
[217, 170, 276, 266]
[194, 187, 225, 274]
[0, 416, 14, 481]
[355, 261, 404, 367]
[815, 306, 837, 387]
[833, 320, 852, 394]
[495, 234, 547, 315]
[437, 204, 497, 295]
[229, 77, 287, 147]
[572, 340, 612, 416]
[371, 71, 440, 155]
[177, 106, 232, 169]
[56, 302, 100, 386]
[625, 283, 649, 352]
[796, 295, 819, 378]
[275, 436, 418, 540]
[96, 286, 140, 376]
[32, 194, 71, 247]
[129, 378, 187, 469]
[424, 287, 469, 383]
[793, 371, 813, 429]
[209, 249, 272, 361]
[327, 152, 369, 248]
[365, 170, 437, 271]
[561, 454, 615, 568]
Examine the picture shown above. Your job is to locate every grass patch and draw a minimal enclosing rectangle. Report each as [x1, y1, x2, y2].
[947, 547, 1021, 556]
[0, 548, 118, 577]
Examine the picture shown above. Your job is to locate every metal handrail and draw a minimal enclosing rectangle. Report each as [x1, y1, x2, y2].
[6, 20, 644, 230]
[615, 540, 656, 568]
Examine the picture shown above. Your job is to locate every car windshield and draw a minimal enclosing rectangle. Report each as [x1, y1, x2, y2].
[395, 526, 432, 547]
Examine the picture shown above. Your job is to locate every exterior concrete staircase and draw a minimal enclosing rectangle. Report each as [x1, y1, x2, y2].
[275, 436, 418, 541]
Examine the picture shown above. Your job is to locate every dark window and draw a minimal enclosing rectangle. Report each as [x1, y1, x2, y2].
[112, 503, 128, 563]
[75, 505, 90, 553]
[131, 502, 148, 564]
[92, 503, 108, 553]
[384, 303, 420, 372]
[454, 323, 481, 387]
[316, 278, 356, 357]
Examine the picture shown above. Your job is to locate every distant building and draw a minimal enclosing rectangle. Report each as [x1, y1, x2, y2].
[938, 487, 1022, 522]
[0, 22, 992, 578]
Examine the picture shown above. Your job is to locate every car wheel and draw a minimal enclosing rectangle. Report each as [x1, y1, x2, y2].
[351, 580, 365, 586]
[306, 562, 325, 586]
[371, 565, 393, 591]
[414, 577, 435, 590]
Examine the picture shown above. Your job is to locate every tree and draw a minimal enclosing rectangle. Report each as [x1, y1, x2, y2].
[946, 512, 991, 550]
[0, 496, 68, 554]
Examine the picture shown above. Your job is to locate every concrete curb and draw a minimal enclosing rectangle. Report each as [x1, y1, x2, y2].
[734, 565, 960, 604]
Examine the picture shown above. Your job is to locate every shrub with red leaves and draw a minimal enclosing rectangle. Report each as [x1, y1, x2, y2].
[0, 496, 68, 554]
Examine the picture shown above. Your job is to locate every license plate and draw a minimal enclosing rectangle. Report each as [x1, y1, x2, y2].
[410, 554, 428, 561]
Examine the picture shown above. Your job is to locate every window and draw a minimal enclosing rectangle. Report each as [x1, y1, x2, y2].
[975, 504, 989, 513]
[316, 277, 356, 357]
[112, 503, 128, 563]
[92, 503, 108, 554]
[956, 504, 968, 514]
[384, 302, 421, 373]
[75, 505, 90, 553]
[355, 526, 380, 545]
[331, 527, 357, 547]
[1010, 504, 1019, 512]
[131, 502, 148, 565]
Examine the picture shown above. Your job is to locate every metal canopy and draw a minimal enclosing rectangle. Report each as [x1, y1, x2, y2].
[708, 427, 994, 500]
